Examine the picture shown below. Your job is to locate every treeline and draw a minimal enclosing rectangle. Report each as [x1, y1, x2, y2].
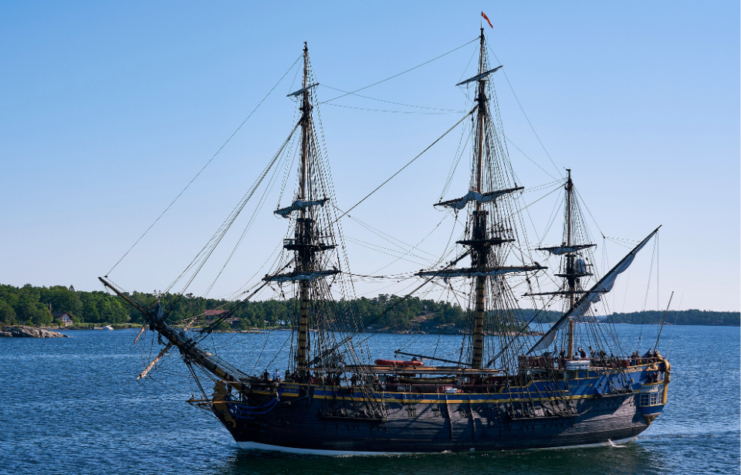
[0, 284, 471, 329]
[0, 284, 738, 328]
[607, 309, 740, 327]
[0, 284, 133, 325]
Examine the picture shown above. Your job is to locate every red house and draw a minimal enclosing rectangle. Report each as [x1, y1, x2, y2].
[52, 312, 74, 327]
[204, 309, 228, 321]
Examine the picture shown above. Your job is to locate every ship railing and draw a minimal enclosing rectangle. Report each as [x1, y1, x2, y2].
[520, 355, 663, 371]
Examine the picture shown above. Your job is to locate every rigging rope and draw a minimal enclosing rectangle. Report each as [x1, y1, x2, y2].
[164, 122, 300, 298]
[505, 136, 558, 180]
[333, 107, 477, 223]
[106, 55, 302, 276]
[322, 103, 459, 115]
[486, 43, 562, 179]
[321, 84, 465, 112]
[320, 38, 479, 105]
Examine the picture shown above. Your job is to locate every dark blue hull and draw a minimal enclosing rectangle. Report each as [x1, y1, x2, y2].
[212, 363, 668, 454]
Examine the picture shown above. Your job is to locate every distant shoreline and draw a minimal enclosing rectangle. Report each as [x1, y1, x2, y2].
[2, 284, 737, 330]
[30, 322, 740, 335]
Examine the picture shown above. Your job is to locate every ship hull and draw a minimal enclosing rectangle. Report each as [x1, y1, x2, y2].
[214, 365, 667, 455]
[223, 394, 650, 454]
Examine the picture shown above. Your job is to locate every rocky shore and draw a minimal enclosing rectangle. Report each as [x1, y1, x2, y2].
[0, 326, 68, 338]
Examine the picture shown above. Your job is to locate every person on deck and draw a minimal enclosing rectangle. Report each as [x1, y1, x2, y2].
[559, 348, 566, 368]
[579, 347, 587, 359]
[274, 369, 281, 382]
[589, 346, 596, 358]
[262, 369, 270, 382]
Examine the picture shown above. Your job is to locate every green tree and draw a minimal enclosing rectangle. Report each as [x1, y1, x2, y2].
[82, 296, 101, 323]
[0, 299, 15, 324]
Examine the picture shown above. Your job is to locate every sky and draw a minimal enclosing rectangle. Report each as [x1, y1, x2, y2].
[1, 1, 738, 312]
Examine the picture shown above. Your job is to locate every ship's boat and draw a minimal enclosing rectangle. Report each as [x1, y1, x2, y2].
[100, 25, 670, 455]
[374, 360, 424, 367]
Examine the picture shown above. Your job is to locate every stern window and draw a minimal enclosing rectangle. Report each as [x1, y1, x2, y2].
[639, 391, 663, 406]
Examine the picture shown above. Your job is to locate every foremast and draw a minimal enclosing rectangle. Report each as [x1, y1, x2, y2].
[265, 43, 342, 376]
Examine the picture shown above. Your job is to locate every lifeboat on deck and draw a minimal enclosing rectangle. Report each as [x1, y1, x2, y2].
[374, 359, 424, 367]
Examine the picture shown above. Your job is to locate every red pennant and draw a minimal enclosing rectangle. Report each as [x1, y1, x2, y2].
[482, 12, 493, 28]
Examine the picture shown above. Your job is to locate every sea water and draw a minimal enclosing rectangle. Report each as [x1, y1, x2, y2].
[0, 325, 738, 474]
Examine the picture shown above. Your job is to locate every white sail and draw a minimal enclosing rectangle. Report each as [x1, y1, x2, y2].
[435, 187, 523, 211]
[274, 198, 328, 218]
[529, 227, 660, 354]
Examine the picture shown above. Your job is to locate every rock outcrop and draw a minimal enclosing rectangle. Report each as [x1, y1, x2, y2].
[0, 326, 68, 338]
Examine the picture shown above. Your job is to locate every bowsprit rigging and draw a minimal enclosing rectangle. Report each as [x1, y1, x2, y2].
[98, 24, 670, 455]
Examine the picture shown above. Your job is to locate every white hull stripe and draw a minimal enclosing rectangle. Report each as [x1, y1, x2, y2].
[236, 437, 638, 457]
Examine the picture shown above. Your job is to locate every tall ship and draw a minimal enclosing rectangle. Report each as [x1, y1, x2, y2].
[101, 27, 670, 454]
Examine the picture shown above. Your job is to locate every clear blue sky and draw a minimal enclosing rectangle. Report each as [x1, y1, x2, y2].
[1, 1, 738, 312]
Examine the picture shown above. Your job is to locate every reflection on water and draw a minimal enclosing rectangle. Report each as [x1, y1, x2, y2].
[210, 443, 662, 475]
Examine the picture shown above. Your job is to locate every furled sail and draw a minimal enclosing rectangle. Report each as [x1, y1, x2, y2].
[528, 227, 660, 354]
[536, 244, 596, 255]
[456, 65, 503, 86]
[417, 264, 545, 282]
[434, 186, 524, 211]
[287, 82, 319, 97]
[274, 198, 329, 218]
[263, 269, 339, 283]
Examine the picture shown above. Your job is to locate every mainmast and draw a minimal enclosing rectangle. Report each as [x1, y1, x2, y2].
[297, 42, 311, 370]
[419, 27, 545, 370]
[471, 28, 488, 369]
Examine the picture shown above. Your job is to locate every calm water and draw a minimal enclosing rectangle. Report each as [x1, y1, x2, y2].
[1, 325, 738, 475]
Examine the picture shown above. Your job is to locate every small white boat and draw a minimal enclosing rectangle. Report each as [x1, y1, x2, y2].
[103, 325, 114, 331]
